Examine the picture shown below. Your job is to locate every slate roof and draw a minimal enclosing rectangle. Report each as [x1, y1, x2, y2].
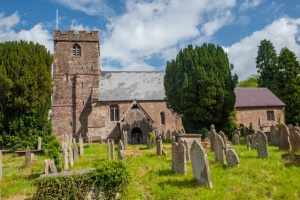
[234, 88, 285, 108]
[99, 71, 165, 101]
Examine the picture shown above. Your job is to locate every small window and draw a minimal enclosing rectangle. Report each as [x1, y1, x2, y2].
[267, 111, 275, 121]
[110, 105, 119, 121]
[72, 44, 81, 56]
[66, 74, 69, 82]
[82, 82, 84, 87]
[160, 112, 165, 125]
[82, 100, 85, 106]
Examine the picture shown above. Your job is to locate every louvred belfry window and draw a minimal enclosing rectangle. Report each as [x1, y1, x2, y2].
[72, 44, 81, 56]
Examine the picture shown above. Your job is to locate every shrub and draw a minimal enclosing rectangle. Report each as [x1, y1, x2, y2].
[148, 132, 156, 148]
[44, 134, 63, 172]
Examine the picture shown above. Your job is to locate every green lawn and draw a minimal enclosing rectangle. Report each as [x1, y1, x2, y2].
[0, 139, 300, 200]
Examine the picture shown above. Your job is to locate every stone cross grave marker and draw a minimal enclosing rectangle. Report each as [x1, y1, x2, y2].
[256, 131, 269, 158]
[226, 149, 240, 167]
[190, 140, 212, 188]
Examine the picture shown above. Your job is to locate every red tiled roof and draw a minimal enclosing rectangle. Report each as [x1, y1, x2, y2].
[234, 88, 285, 108]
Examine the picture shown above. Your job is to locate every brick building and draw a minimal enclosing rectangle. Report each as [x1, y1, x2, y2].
[52, 30, 183, 143]
[234, 88, 285, 131]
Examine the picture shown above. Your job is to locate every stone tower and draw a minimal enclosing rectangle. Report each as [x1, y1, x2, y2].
[52, 30, 100, 137]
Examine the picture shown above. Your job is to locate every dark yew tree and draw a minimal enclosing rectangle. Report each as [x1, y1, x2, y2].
[164, 44, 237, 134]
[0, 41, 53, 150]
[276, 47, 300, 124]
[256, 39, 278, 91]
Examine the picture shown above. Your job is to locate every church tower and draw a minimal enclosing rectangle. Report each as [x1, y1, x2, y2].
[52, 30, 100, 137]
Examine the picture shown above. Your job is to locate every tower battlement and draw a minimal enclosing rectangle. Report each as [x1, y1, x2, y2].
[54, 30, 99, 42]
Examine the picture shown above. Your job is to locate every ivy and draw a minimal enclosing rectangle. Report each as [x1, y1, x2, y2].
[33, 160, 131, 200]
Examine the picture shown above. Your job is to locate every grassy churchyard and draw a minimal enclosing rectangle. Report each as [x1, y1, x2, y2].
[0, 138, 300, 200]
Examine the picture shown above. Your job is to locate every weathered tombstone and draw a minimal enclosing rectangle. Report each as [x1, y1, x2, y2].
[270, 125, 279, 146]
[250, 134, 257, 149]
[111, 140, 115, 160]
[118, 140, 125, 160]
[31, 153, 35, 161]
[256, 131, 269, 158]
[25, 146, 31, 168]
[214, 134, 226, 164]
[38, 137, 42, 150]
[87, 132, 92, 147]
[190, 140, 212, 188]
[44, 159, 49, 174]
[278, 123, 291, 151]
[232, 129, 240, 145]
[172, 142, 179, 173]
[246, 135, 252, 150]
[79, 137, 84, 155]
[178, 142, 186, 174]
[166, 130, 171, 142]
[49, 159, 58, 173]
[289, 126, 300, 152]
[226, 149, 240, 167]
[161, 130, 165, 141]
[0, 150, 2, 180]
[183, 140, 190, 161]
[156, 136, 163, 156]
[64, 147, 69, 171]
[208, 125, 217, 152]
[218, 131, 227, 152]
[65, 134, 69, 148]
[107, 140, 111, 160]
[69, 146, 74, 167]
[74, 146, 79, 162]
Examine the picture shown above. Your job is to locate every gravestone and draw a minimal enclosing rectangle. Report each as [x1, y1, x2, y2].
[278, 123, 291, 151]
[0, 150, 2, 180]
[232, 129, 240, 145]
[111, 140, 115, 160]
[190, 140, 212, 188]
[289, 126, 300, 152]
[44, 159, 49, 174]
[178, 142, 186, 174]
[256, 131, 269, 158]
[74, 146, 79, 162]
[226, 149, 240, 167]
[183, 140, 190, 161]
[69, 146, 74, 167]
[246, 135, 252, 150]
[87, 132, 92, 147]
[270, 125, 279, 146]
[250, 134, 257, 149]
[218, 131, 227, 152]
[166, 130, 171, 142]
[38, 137, 42, 150]
[118, 140, 125, 160]
[121, 130, 128, 149]
[50, 159, 58, 173]
[172, 142, 179, 173]
[79, 137, 84, 155]
[107, 140, 111, 160]
[214, 134, 226, 164]
[156, 136, 163, 156]
[208, 126, 217, 152]
[25, 146, 31, 168]
[64, 147, 69, 171]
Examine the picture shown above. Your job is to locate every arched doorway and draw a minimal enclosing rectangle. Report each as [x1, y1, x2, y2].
[131, 127, 143, 144]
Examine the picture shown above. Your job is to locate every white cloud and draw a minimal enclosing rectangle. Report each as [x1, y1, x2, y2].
[70, 20, 91, 32]
[239, 0, 262, 11]
[226, 17, 300, 81]
[101, 0, 236, 71]
[0, 12, 53, 53]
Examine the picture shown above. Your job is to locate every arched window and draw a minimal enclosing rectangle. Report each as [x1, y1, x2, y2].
[110, 105, 119, 121]
[160, 112, 165, 125]
[72, 44, 81, 56]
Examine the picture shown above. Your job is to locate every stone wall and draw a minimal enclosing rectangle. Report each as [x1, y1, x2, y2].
[236, 106, 285, 131]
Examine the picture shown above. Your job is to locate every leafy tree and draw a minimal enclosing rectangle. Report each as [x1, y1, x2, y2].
[0, 41, 53, 150]
[237, 74, 258, 88]
[276, 47, 300, 124]
[256, 39, 278, 91]
[164, 44, 237, 134]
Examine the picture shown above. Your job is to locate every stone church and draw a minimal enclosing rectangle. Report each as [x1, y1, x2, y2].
[51, 30, 183, 143]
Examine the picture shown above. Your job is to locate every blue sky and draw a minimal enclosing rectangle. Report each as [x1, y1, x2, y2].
[1, 0, 300, 81]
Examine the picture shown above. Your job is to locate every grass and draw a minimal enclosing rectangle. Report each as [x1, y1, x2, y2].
[0, 139, 300, 200]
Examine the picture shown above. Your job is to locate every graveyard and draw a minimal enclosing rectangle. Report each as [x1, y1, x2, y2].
[0, 132, 300, 200]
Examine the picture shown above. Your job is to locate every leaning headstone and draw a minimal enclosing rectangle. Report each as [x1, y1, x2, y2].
[79, 137, 84, 155]
[256, 131, 269, 158]
[190, 140, 212, 188]
[289, 126, 300, 152]
[226, 149, 240, 167]
[64, 147, 69, 171]
[270, 125, 279, 146]
[38, 137, 42, 150]
[183, 140, 190, 161]
[172, 142, 179, 173]
[178, 142, 186, 175]
[44, 159, 49, 174]
[118, 140, 125, 160]
[214, 134, 226, 164]
[25, 146, 31, 168]
[278, 123, 291, 151]
[218, 131, 227, 152]
[0, 150, 2, 180]
[156, 136, 163, 156]
[49, 159, 58, 173]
